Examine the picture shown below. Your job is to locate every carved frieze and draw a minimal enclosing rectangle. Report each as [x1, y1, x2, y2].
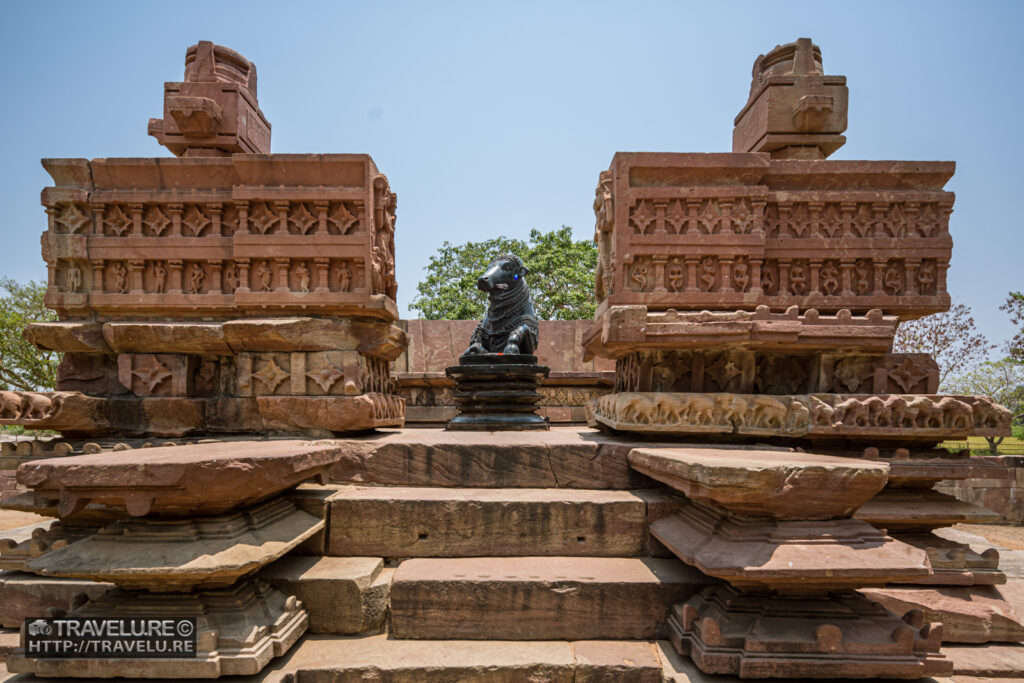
[587, 391, 1011, 442]
[40, 156, 396, 321]
[592, 153, 953, 319]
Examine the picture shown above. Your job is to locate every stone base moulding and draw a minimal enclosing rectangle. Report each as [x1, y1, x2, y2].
[651, 501, 932, 591]
[891, 532, 1004, 586]
[21, 498, 323, 591]
[669, 585, 952, 679]
[7, 579, 306, 678]
[445, 354, 550, 431]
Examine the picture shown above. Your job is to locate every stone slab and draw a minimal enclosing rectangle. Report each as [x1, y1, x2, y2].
[892, 532, 1005, 586]
[855, 488, 1000, 531]
[327, 427, 649, 489]
[101, 322, 232, 354]
[390, 556, 714, 640]
[669, 585, 951, 679]
[942, 642, 1024, 677]
[326, 486, 649, 557]
[861, 585, 1024, 643]
[651, 502, 931, 591]
[256, 395, 405, 436]
[629, 447, 887, 519]
[655, 640, 954, 683]
[0, 572, 114, 629]
[0, 521, 96, 572]
[222, 318, 407, 359]
[17, 440, 343, 517]
[254, 634, 581, 683]
[259, 556, 388, 635]
[23, 323, 111, 354]
[26, 499, 323, 590]
[7, 579, 305, 679]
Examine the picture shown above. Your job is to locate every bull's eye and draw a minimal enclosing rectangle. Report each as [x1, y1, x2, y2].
[502, 262, 513, 271]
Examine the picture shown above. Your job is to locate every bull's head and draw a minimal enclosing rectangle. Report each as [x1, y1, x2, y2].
[477, 254, 529, 293]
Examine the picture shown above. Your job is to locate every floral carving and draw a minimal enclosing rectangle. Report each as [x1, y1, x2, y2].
[56, 204, 90, 234]
[247, 202, 278, 234]
[104, 205, 133, 237]
[288, 203, 318, 235]
[182, 205, 212, 237]
[252, 358, 289, 392]
[143, 205, 171, 236]
[630, 199, 655, 234]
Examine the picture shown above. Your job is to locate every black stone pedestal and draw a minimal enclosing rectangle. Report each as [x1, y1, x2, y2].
[445, 354, 550, 431]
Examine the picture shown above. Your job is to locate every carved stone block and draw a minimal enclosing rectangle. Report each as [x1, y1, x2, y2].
[17, 440, 344, 517]
[117, 353, 194, 397]
[668, 585, 951, 679]
[651, 501, 930, 591]
[24, 498, 323, 591]
[7, 579, 306, 678]
[891, 532, 1004, 586]
[629, 446, 887, 519]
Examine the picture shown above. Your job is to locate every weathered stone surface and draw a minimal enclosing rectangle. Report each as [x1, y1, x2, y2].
[892, 532, 1004, 586]
[26, 499, 322, 590]
[256, 635, 582, 682]
[628, 447, 887, 519]
[0, 521, 95, 572]
[855, 487, 1000, 531]
[733, 38, 848, 159]
[861, 585, 1024, 643]
[669, 585, 951, 679]
[328, 428, 646, 489]
[148, 41, 271, 157]
[0, 629, 15, 665]
[390, 556, 714, 640]
[942, 642, 1024, 677]
[23, 322, 110, 354]
[259, 556, 389, 635]
[326, 486, 649, 557]
[102, 322, 232, 354]
[283, 484, 336, 555]
[584, 307, 897, 360]
[17, 440, 343, 517]
[571, 640, 663, 682]
[651, 502, 931, 591]
[0, 392, 110, 435]
[256, 395, 404, 435]
[7, 579, 305, 678]
[223, 318, 407, 359]
[0, 572, 114, 629]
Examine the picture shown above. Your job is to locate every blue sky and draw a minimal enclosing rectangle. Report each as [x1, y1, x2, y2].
[1, 1, 1021, 348]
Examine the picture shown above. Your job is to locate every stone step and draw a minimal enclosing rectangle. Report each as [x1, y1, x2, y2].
[259, 556, 391, 635]
[326, 485, 676, 558]
[236, 634, 666, 682]
[328, 428, 651, 489]
[389, 556, 714, 641]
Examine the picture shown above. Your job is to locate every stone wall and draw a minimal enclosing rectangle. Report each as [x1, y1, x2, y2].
[936, 456, 1024, 524]
[393, 319, 614, 423]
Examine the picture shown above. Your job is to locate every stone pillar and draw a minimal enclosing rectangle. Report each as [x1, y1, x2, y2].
[128, 260, 145, 293]
[236, 258, 251, 293]
[653, 256, 668, 292]
[168, 203, 183, 237]
[209, 203, 223, 236]
[168, 260, 184, 294]
[91, 259, 105, 291]
[130, 203, 143, 236]
[209, 260, 223, 292]
[314, 257, 330, 293]
[275, 258, 291, 292]
[684, 257, 699, 293]
[315, 200, 329, 234]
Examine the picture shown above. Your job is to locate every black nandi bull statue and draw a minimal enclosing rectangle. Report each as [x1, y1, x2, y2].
[462, 254, 539, 356]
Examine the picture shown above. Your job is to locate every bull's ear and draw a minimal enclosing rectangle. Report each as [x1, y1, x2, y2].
[518, 265, 530, 276]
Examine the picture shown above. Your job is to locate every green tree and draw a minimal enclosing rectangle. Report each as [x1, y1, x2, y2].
[892, 302, 994, 390]
[410, 226, 598, 320]
[1002, 291, 1024, 361]
[945, 356, 1024, 453]
[0, 278, 58, 391]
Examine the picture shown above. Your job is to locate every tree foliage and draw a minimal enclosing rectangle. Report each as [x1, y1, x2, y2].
[1002, 291, 1024, 362]
[945, 356, 1024, 452]
[0, 278, 58, 391]
[410, 226, 598, 320]
[892, 302, 994, 390]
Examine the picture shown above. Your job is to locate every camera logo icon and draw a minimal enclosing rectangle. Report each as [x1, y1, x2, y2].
[28, 620, 52, 636]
